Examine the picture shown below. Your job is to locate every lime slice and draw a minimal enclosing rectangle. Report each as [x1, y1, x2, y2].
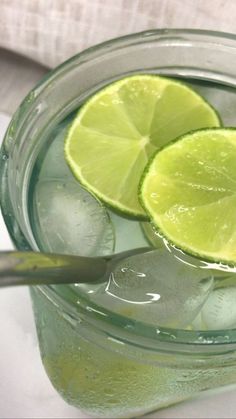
[140, 128, 236, 264]
[65, 75, 221, 218]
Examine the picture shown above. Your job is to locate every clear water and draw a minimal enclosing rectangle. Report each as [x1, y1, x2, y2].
[29, 76, 236, 331]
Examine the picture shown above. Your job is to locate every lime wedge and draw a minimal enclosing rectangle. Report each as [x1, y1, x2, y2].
[140, 128, 236, 264]
[65, 75, 221, 218]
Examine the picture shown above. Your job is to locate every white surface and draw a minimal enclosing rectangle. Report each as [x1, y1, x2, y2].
[0, 112, 236, 418]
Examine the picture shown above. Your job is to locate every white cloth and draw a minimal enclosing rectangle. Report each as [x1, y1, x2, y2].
[0, 0, 236, 68]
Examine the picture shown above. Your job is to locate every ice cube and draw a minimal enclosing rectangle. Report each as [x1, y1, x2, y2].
[38, 123, 72, 180]
[141, 221, 164, 248]
[109, 211, 148, 252]
[102, 248, 214, 328]
[193, 286, 236, 330]
[32, 179, 114, 256]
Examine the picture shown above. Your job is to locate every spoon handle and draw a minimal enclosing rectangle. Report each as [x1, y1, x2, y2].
[0, 251, 108, 287]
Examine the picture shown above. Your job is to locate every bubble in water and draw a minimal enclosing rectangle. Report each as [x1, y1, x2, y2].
[32, 179, 114, 257]
[96, 248, 214, 328]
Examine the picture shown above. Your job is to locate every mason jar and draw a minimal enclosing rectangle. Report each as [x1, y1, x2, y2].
[1, 29, 236, 418]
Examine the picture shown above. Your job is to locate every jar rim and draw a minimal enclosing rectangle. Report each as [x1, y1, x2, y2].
[2, 28, 236, 352]
[15, 27, 236, 105]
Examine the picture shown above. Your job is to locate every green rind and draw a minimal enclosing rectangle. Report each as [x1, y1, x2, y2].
[65, 74, 221, 219]
[139, 127, 236, 267]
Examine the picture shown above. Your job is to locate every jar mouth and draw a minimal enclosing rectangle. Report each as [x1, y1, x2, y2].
[2, 28, 236, 351]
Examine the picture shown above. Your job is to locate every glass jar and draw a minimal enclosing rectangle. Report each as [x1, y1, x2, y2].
[1, 29, 236, 418]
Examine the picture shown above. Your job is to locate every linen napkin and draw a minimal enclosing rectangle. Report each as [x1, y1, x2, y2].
[0, 0, 236, 69]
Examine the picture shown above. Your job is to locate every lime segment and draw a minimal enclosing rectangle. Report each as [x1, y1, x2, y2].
[140, 128, 236, 264]
[65, 75, 221, 218]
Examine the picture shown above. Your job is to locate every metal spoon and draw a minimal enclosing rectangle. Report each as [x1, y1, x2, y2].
[0, 247, 152, 287]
